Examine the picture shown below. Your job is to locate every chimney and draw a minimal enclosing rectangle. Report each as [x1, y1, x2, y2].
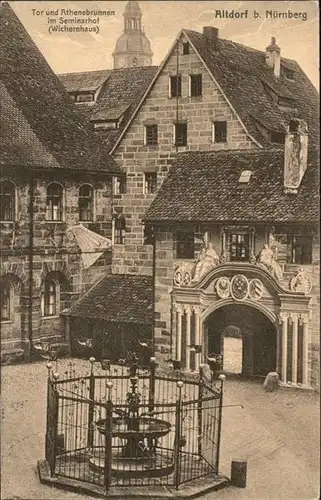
[266, 36, 281, 78]
[203, 26, 219, 50]
[284, 119, 308, 194]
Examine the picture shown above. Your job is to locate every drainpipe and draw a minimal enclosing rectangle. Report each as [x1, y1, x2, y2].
[175, 39, 179, 154]
[28, 173, 35, 361]
[151, 224, 156, 355]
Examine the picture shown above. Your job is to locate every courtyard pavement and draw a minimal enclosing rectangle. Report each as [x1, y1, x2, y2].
[1, 359, 319, 500]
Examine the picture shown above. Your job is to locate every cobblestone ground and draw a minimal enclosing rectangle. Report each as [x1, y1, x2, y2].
[1, 360, 319, 500]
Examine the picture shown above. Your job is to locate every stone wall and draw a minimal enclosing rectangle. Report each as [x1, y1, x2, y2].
[112, 32, 257, 275]
[0, 172, 113, 353]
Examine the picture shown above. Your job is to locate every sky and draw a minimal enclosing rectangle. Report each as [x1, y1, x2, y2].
[10, 0, 319, 89]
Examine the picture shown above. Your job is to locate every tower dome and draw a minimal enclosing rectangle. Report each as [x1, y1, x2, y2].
[113, 1, 153, 69]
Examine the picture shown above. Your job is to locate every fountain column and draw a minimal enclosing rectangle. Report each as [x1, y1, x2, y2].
[176, 305, 183, 361]
[280, 313, 288, 383]
[291, 313, 298, 384]
[302, 314, 309, 386]
[194, 306, 202, 371]
[185, 305, 191, 371]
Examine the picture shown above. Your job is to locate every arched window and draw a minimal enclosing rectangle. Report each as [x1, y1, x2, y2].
[0, 279, 13, 321]
[0, 180, 16, 221]
[113, 214, 126, 244]
[46, 183, 63, 221]
[42, 277, 59, 317]
[79, 184, 94, 221]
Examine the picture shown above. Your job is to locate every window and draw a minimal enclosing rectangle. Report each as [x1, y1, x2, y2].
[145, 124, 158, 145]
[213, 121, 227, 143]
[0, 180, 15, 221]
[170, 75, 182, 97]
[143, 224, 154, 245]
[113, 176, 126, 195]
[239, 170, 252, 184]
[75, 93, 94, 103]
[229, 233, 249, 262]
[113, 214, 126, 244]
[132, 57, 138, 67]
[46, 183, 63, 221]
[183, 42, 190, 55]
[43, 279, 58, 317]
[79, 184, 94, 221]
[144, 172, 157, 194]
[270, 131, 285, 144]
[278, 96, 296, 108]
[176, 231, 194, 259]
[174, 123, 187, 146]
[190, 74, 202, 97]
[289, 120, 300, 133]
[283, 67, 295, 81]
[0, 280, 12, 321]
[291, 235, 312, 264]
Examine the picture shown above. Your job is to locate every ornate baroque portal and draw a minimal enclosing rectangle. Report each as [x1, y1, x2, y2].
[172, 258, 311, 386]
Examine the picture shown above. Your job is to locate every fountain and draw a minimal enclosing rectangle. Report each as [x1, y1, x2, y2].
[38, 356, 229, 498]
[90, 363, 174, 478]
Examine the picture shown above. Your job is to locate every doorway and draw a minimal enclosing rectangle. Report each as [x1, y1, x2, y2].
[204, 304, 277, 377]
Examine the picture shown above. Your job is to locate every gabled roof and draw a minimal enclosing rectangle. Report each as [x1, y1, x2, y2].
[0, 2, 119, 173]
[65, 274, 153, 325]
[184, 30, 319, 147]
[111, 28, 319, 152]
[58, 66, 158, 150]
[145, 149, 319, 224]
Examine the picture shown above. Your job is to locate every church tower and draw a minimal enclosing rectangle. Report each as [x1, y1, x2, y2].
[113, 1, 153, 69]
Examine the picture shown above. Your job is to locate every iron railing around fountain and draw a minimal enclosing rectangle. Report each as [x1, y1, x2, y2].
[44, 357, 225, 492]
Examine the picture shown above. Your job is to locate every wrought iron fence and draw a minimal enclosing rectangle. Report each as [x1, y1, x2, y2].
[45, 357, 224, 492]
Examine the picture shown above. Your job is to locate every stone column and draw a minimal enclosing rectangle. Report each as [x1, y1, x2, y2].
[280, 313, 288, 383]
[176, 305, 183, 361]
[291, 313, 298, 384]
[302, 314, 309, 386]
[193, 306, 202, 371]
[185, 305, 191, 371]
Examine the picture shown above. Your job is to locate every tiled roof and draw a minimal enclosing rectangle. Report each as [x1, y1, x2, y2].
[66, 274, 153, 325]
[145, 149, 319, 223]
[59, 69, 112, 93]
[0, 2, 119, 173]
[0, 82, 62, 169]
[184, 30, 319, 146]
[58, 66, 158, 150]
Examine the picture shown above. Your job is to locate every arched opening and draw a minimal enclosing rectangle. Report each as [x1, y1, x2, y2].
[46, 182, 63, 221]
[0, 180, 16, 221]
[79, 184, 94, 222]
[204, 303, 277, 378]
[41, 271, 70, 317]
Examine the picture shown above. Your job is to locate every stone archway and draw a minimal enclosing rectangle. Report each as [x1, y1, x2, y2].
[204, 303, 277, 378]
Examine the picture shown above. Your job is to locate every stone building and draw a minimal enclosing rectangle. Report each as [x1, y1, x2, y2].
[0, 2, 120, 360]
[113, 0, 153, 69]
[64, 26, 319, 388]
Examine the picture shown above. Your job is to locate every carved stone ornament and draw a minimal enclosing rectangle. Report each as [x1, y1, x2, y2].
[174, 265, 192, 287]
[248, 278, 264, 300]
[290, 268, 312, 294]
[230, 274, 249, 301]
[216, 277, 231, 299]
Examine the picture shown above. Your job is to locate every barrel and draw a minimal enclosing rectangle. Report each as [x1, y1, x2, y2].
[231, 459, 247, 488]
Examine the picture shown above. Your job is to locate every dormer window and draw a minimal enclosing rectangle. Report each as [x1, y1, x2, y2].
[75, 93, 94, 103]
[183, 42, 190, 55]
[270, 131, 285, 144]
[239, 170, 252, 184]
[94, 121, 118, 130]
[278, 96, 296, 108]
[283, 67, 295, 81]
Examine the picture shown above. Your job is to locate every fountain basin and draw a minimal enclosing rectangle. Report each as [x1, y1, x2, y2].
[95, 416, 171, 439]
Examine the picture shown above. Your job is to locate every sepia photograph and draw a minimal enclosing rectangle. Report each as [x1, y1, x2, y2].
[0, 1, 319, 499]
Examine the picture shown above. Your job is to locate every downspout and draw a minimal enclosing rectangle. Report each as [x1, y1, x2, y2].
[151, 224, 156, 355]
[28, 173, 35, 360]
[175, 38, 179, 154]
